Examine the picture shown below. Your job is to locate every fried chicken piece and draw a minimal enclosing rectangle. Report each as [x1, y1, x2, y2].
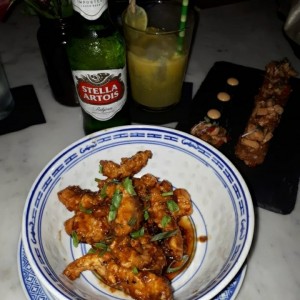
[62, 179, 144, 244]
[133, 173, 158, 201]
[134, 175, 193, 261]
[172, 189, 193, 219]
[113, 189, 144, 236]
[159, 180, 173, 193]
[148, 185, 184, 261]
[99, 180, 144, 236]
[64, 252, 173, 300]
[110, 235, 167, 273]
[64, 211, 111, 245]
[100, 150, 153, 179]
[58, 185, 101, 212]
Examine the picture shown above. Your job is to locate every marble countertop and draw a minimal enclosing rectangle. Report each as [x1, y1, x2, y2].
[0, 0, 300, 299]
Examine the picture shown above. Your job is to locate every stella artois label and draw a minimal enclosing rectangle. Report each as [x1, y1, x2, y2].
[71, 0, 107, 20]
[73, 68, 127, 121]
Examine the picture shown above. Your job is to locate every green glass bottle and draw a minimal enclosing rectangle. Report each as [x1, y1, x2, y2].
[67, 0, 130, 135]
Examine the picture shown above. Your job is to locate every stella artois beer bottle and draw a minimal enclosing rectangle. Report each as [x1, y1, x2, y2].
[67, 0, 130, 134]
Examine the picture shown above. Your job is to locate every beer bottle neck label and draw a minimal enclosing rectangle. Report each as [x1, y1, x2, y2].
[71, 0, 108, 20]
[72, 68, 127, 121]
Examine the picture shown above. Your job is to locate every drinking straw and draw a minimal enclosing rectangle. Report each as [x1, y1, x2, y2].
[177, 0, 189, 54]
[129, 0, 136, 14]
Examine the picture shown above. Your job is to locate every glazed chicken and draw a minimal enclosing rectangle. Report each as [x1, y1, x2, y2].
[64, 252, 173, 300]
[100, 150, 153, 179]
[58, 150, 193, 300]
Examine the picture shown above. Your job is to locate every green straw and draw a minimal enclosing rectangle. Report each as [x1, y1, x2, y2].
[177, 0, 189, 54]
[129, 0, 136, 14]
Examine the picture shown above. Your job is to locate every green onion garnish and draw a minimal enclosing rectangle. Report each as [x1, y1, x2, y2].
[151, 229, 178, 242]
[128, 217, 137, 226]
[108, 189, 122, 221]
[71, 231, 79, 248]
[93, 242, 110, 255]
[88, 248, 97, 254]
[108, 210, 117, 222]
[130, 227, 145, 239]
[79, 203, 93, 214]
[144, 209, 149, 221]
[162, 191, 173, 197]
[100, 183, 107, 198]
[166, 255, 189, 273]
[167, 200, 179, 213]
[111, 179, 120, 183]
[132, 266, 139, 274]
[87, 242, 110, 256]
[99, 164, 103, 174]
[123, 177, 136, 195]
[94, 242, 109, 251]
[161, 215, 171, 228]
[112, 189, 122, 207]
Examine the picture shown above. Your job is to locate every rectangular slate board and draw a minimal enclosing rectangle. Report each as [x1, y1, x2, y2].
[176, 61, 300, 214]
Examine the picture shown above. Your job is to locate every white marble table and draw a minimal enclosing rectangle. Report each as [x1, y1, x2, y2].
[0, 0, 300, 299]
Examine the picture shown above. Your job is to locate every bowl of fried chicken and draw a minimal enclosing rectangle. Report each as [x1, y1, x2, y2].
[22, 125, 254, 300]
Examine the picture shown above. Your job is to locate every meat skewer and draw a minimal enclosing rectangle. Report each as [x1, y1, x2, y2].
[235, 59, 297, 167]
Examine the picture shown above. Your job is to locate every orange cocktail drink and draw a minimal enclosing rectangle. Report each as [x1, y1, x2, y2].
[123, 1, 194, 110]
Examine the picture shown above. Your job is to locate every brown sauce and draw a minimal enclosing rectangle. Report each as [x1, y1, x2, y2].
[227, 77, 239, 86]
[198, 235, 208, 243]
[217, 91, 231, 102]
[166, 216, 195, 280]
[207, 108, 221, 120]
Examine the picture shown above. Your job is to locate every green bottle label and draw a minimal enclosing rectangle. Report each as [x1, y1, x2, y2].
[71, 0, 108, 20]
[73, 68, 127, 121]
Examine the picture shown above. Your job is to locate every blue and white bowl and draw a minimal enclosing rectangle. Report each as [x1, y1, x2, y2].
[22, 125, 255, 300]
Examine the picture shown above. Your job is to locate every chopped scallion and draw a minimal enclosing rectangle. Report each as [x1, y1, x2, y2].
[88, 248, 97, 254]
[130, 227, 145, 239]
[92, 242, 110, 255]
[167, 200, 179, 213]
[151, 229, 178, 242]
[166, 255, 189, 273]
[128, 217, 137, 226]
[108, 210, 117, 222]
[161, 215, 171, 228]
[100, 183, 107, 198]
[123, 177, 136, 195]
[108, 189, 122, 221]
[162, 191, 173, 197]
[79, 203, 93, 214]
[94, 242, 109, 250]
[144, 210, 149, 221]
[112, 189, 122, 208]
[71, 231, 79, 248]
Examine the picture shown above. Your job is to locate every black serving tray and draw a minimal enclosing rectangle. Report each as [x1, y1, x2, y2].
[176, 61, 300, 214]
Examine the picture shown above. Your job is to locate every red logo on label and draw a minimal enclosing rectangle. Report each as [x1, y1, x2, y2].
[76, 73, 125, 105]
